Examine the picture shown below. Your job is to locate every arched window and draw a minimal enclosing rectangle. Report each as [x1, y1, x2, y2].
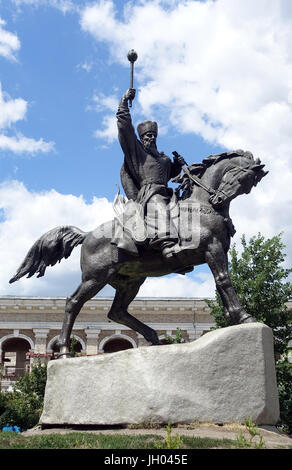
[103, 338, 134, 353]
[47, 335, 85, 356]
[1, 337, 31, 379]
[49, 337, 83, 355]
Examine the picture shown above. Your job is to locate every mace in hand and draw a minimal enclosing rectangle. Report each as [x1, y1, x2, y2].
[127, 49, 138, 107]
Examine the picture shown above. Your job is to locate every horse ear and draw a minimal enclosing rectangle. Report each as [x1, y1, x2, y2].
[254, 170, 269, 186]
[252, 164, 265, 171]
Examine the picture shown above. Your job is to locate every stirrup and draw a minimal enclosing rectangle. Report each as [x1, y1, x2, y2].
[162, 244, 180, 258]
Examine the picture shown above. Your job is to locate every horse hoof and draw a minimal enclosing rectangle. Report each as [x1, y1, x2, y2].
[147, 336, 162, 346]
[56, 352, 71, 359]
[240, 314, 256, 324]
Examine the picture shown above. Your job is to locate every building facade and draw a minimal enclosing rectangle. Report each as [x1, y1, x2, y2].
[1, 296, 291, 392]
[0, 296, 215, 391]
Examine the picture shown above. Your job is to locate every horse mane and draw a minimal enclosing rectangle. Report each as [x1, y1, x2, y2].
[201, 149, 255, 168]
[173, 149, 256, 199]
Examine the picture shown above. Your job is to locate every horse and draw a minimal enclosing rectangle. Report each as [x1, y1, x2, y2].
[9, 149, 268, 357]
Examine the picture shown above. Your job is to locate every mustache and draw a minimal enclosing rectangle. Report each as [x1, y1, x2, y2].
[143, 140, 157, 150]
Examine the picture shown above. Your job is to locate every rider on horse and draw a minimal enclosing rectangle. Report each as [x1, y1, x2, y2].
[115, 88, 185, 258]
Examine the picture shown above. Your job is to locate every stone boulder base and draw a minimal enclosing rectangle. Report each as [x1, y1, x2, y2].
[40, 323, 280, 426]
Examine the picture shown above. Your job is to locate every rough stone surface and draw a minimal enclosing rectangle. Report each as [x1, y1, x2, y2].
[40, 323, 280, 426]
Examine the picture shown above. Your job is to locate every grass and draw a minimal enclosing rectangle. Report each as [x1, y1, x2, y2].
[0, 431, 236, 449]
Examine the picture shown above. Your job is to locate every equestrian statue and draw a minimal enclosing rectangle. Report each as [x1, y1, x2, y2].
[9, 53, 268, 358]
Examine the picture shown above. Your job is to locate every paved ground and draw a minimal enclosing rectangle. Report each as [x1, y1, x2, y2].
[22, 422, 292, 449]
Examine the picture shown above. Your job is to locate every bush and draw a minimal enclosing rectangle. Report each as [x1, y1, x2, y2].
[0, 362, 47, 431]
[0, 392, 8, 416]
[164, 328, 185, 344]
[276, 359, 292, 435]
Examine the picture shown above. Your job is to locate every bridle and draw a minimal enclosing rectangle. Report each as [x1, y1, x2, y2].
[181, 161, 256, 205]
[210, 163, 256, 204]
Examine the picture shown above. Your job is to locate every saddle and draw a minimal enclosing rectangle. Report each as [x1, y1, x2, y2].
[111, 190, 200, 257]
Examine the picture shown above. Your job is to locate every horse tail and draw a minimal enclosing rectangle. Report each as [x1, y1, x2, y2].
[9, 225, 88, 283]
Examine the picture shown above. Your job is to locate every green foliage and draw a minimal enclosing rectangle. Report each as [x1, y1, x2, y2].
[155, 423, 183, 449]
[276, 359, 292, 435]
[235, 418, 265, 449]
[206, 233, 292, 433]
[0, 392, 8, 417]
[15, 361, 47, 398]
[70, 336, 79, 357]
[164, 328, 185, 344]
[180, 436, 236, 449]
[0, 431, 238, 449]
[0, 362, 47, 431]
[0, 431, 160, 449]
[0, 364, 4, 392]
[207, 233, 292, 355]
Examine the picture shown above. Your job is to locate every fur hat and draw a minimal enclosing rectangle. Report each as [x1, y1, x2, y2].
[137, 120, 158, 139]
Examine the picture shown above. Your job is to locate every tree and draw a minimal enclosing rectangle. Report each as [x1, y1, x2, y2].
[70, 336, 80, 357]
[276, 358, 292, 434]
[164, 328, 186, 344]
[206, 233, 292, 434]
[0, 361, 47, 431]
[207, 233, 292, 357]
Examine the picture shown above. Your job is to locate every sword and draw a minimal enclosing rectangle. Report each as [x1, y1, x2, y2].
[172, 151, 216, 195]
[127, 49, 138, 107]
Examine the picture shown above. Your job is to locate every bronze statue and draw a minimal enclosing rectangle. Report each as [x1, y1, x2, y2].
[114, 50, 184, 258]
[9, 52, 268, 358]
[114, 87, 185, 258]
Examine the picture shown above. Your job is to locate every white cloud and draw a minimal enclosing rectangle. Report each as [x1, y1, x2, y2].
[138, 271, 216, 298]
[0, 181, 114, 296]
[0, 82, 55, 155]
[0, 133, 55, 154]
[0, 83, 27, 129]
[80, 0, 292, 151]
[0, 17, 54, 156]
[77, 61, 93, 73]
[0, 180, 217, 299]
[0, 18, 20, 61]
[88, 92, 119, 143]
[80, 0, 292, 266]
[93, 114, 117, 143]
[2, 0, 290, 299]
[91, 93, 118, 113]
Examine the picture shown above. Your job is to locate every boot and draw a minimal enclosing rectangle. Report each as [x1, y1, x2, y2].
[161, 243, 181, 258]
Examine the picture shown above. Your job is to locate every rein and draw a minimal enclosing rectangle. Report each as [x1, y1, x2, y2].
[182, 161, 254, 201]
[181, 164, 216, 196]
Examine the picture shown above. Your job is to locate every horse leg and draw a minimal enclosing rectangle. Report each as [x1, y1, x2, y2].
[108, 278, 161, 345]
[58, 278, 106, 358]
[205, 241, 256, 324]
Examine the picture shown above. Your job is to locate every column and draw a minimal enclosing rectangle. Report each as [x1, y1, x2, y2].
[33, 329, 50, 360]
[187, 331, 198, 342]
[15, 350, 27, 378]
[85, 329, 101, 356]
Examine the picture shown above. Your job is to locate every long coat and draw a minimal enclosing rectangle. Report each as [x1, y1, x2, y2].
[116, 97, 181, 206]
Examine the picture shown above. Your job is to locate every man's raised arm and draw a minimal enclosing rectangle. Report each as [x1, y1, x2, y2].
[116, 88, 137, 156]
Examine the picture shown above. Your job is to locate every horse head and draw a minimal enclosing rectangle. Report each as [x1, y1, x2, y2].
[209, 151, 268, 209]
[174, 150, 268, 208]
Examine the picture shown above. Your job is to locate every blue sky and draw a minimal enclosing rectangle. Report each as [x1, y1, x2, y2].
[0, 0, 291, 298]
[1, 0, 221, 201]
